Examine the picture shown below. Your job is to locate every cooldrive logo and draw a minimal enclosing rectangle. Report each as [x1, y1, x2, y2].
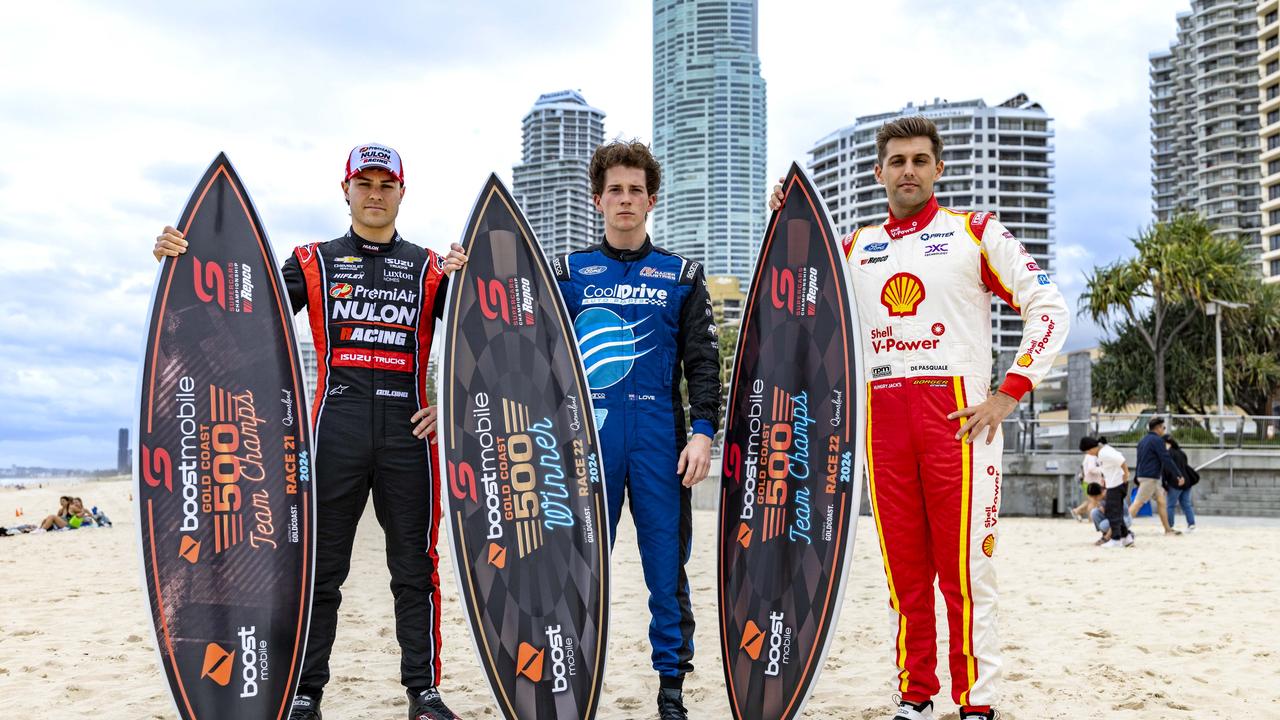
[193, 257, 254, 313]
[770, 266, 820, 317]
[742, 613, 792, 676]
[476, 275, 536, 327]
[880, 273, 925, 317]
[582, 283, 669, 307]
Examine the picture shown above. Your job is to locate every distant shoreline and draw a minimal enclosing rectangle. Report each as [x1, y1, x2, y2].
[0, 474, 129, 490]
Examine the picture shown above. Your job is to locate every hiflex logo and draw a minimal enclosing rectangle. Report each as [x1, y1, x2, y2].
[575, 307, 652, 389]
[740, 620, 765, 660]
[770, 266, 819, 317]
[201, 643, 235, 686]
[329, 282, 354, 299]
[476, 276, 536, 327]
[880, 273, 925, 317]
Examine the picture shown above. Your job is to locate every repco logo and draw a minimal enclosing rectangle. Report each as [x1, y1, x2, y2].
[193, 257, 226, 309]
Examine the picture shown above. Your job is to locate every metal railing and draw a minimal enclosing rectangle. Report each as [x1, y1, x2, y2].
[1004, 413, 1280, 455]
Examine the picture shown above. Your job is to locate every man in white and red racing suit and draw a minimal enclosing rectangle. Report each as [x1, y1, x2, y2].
[773, 116, 1068, 720]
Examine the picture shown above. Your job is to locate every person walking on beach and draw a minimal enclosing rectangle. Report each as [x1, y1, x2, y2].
[1163, 436, 1198, 532]
[1133, 417, 1183, 536]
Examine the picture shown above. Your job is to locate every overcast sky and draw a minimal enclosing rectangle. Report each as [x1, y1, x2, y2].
[0, 0, 1191, 469]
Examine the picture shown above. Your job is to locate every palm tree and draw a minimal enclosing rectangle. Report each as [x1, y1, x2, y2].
[1080, 214, 1255, 413]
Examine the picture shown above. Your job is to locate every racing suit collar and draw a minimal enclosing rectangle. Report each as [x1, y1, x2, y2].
[599, 234, 653, 262]
[344, 226, 402, 255]
[884, 195, 939, 240]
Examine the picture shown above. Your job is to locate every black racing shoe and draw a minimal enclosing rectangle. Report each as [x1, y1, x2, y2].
[288, 693, 322, 720]
[657, 687, 688, 720]
[408, 687, 461, 720]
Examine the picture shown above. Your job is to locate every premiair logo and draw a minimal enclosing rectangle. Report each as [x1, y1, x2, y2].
[574, 307, 652, 389]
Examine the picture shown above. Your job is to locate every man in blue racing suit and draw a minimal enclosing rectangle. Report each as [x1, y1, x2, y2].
[550, 140, 721, 720]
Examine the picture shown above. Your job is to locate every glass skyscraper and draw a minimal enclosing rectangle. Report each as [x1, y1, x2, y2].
[652, 0, 767, 282]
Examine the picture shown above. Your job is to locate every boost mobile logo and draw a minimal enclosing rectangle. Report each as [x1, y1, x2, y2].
[516, 626, 573, 693]
[741, 613, 790, 676]
[201, 643, 234, 686]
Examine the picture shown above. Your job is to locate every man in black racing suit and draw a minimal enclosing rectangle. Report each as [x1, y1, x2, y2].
[153, 143, 466, 720]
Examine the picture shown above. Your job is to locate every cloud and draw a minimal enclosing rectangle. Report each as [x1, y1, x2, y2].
[0, 0, 1191, 467]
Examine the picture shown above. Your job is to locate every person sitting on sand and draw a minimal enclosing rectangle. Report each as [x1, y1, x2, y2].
[1086, 482, 1132, 545]
[38, 496, 73, 531]
[72, 497, 111, 527]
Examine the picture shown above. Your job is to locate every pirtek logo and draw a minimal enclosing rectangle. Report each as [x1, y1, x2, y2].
[487, 543, 507, 569]
[179, 536, 201, 564]
[516, 642, 544, 682]
[740, 620, 765, 660]
[736, 522, 753, 549]
[880, 273, 925, 317]
[201, 643, 234, 686]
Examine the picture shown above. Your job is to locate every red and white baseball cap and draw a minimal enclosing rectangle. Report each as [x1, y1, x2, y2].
[344, 143, 404, 183]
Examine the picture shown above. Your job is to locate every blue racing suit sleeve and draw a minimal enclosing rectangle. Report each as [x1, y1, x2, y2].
[677, 262, 721, 438]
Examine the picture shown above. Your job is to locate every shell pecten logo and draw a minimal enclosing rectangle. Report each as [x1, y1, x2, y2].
[880, 273, 926, 317]
[982, 534, 996, 557]
[1016, 354, 1034, 368]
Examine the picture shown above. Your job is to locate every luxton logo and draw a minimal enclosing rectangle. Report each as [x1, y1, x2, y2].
[1016, 354, 1033, 368]
[201, 643, 234, 686]
[740, 620, 765, 660]
[516, 642, 545, 682]
[982, 534, 996, 557]
[880, 273, 925, 317]
[329, 282, 354, 298]
[487, 542, 507, 569]
[736, 522, 753, 549]
[179, 536, 201, 564]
